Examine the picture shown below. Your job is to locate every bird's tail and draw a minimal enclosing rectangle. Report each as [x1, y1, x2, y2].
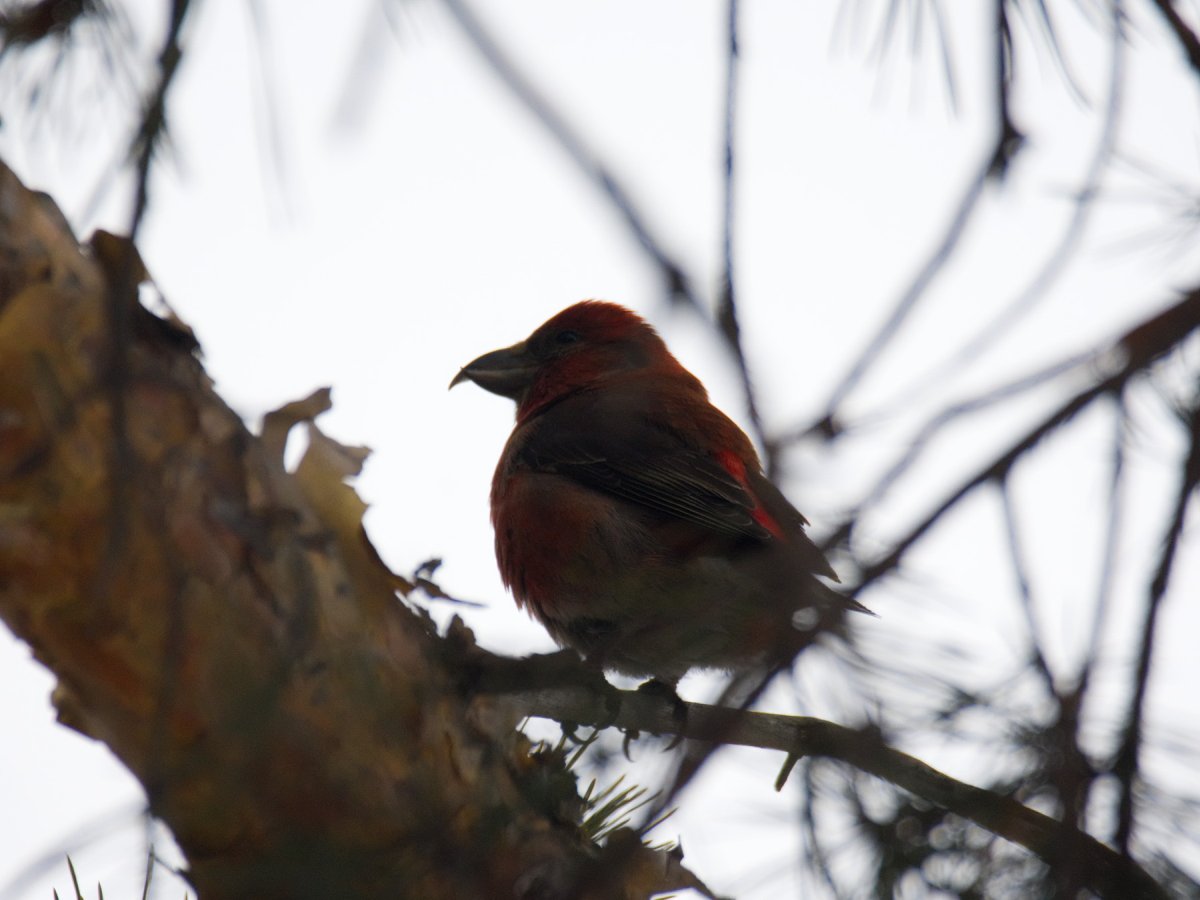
[815, 579, 876, 617]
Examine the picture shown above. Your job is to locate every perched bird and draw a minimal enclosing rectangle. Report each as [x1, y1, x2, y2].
[452, 301, 866, 686]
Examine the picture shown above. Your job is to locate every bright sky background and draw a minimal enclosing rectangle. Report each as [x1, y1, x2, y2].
[2, 2, 1199, 897]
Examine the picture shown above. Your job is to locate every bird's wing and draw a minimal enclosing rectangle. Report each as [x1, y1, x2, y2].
[517, 402, 780, 543]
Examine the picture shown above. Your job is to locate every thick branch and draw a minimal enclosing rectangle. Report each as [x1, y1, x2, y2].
[477, 657, 1169, 900]
[0, 160, 705, 900]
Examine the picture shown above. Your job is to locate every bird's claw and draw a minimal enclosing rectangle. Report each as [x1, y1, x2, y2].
[636, 678, 688, 749]
[621, 728, 640, 761]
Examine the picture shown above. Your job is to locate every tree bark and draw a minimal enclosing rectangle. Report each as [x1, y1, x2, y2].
[0, 160, 705, 900]
[0, 157, 1176, 900]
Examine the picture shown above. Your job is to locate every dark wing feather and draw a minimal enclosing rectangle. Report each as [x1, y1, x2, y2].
[517, 401, 774, 542]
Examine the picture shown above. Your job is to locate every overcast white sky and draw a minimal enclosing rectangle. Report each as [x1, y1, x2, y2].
[2, 2, 1199, 897]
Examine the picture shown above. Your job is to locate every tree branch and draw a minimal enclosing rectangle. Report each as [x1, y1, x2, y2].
[438, 0, 700, 310]
[1112, 386, 1200, 869]
[1149, 0, 1200, 78]
[475, 653, 1170, 900]
[0, 159, 708, 900]
[851, 288, 1200, 589]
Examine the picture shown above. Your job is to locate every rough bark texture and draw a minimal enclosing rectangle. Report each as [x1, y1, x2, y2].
[0, 161, 701, 900]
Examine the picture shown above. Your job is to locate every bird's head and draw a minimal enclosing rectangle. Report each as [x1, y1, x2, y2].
[451, 301, 698, 421]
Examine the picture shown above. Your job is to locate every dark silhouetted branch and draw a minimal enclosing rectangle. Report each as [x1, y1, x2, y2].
[716, 0, 772, 472]
[854, 290, 1200, 589]
[1112, 387, 1200, 865]
[1150, 0, 1200, 77]
[479, 657, 1171, 900]
[439, 0, 701, 310]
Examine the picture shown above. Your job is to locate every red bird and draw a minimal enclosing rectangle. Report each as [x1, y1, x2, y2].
[452, 301, 865, 686]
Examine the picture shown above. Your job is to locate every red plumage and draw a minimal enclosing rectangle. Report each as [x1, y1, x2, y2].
[452, 301, 864, 684]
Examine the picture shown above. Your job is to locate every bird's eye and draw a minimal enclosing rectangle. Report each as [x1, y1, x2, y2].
[556, 330, 581, 345]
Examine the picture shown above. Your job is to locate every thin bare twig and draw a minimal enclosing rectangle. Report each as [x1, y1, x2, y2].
[437, 0, 700, 309]
[814, 157, 990, 430]
[989, 0, 1024, 177]
[796, 0, 1034, 434]
[926, 0, 960, 112]
[821, 346, 1094, 549]
[854, 289, 1200, 591]
[833, 0, 960, 112]
[879, 0, 1124, 412]
[1080, 393, 1129, 690]
[1112, 388, 1200, 861]
[244, 0, 292, 217]
[1011, 0, 1088, 105]
[800, 762, 844, 899]
[998, 479, 1055, 689]
[714, 0, 770, 472]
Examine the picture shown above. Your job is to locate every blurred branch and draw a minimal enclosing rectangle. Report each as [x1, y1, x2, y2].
[806, 0, 1022, 429]
[998, 480, 1055, 689]
[1149, 0, 1200, 77]
[1081, 396, 1129, 687]
[128, 0, 188, 240]
[989, 0, 1024, 177]
[1112, 385, 1200, 863]
[0, 0, 141, 215]
[814, 157, 990, 431]
[877, 0, 1124, 413]
[807, 0, 1036, 438]
[1014, 0, 1088, 104]
[800, 762, 843, 899]
[244, 0, 292, 216]
[832, 0, 961, 112]
[0, 0, 97, 52]
[437, 0, 700, 309]
[823, 345, 1093, 549]
[479, 657, 1172, 900]
[853, 289, 1200, 589]
[714, 0, 772, 471]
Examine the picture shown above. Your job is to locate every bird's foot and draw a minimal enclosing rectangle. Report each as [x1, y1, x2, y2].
[636, 678, 688, 750]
